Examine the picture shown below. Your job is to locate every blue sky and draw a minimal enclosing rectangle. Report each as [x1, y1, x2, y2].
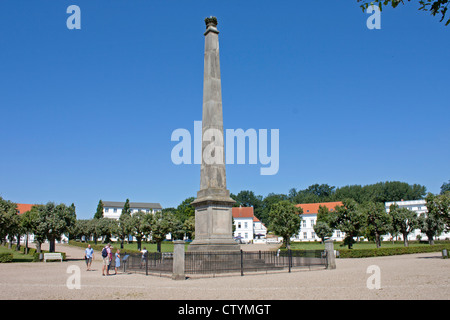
[1, 1, 449, 219]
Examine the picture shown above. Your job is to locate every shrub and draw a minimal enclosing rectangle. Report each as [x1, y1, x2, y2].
[337, 244, 450, 258]
[0, 253, 14, 263]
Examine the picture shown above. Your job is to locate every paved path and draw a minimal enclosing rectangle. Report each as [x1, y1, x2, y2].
[0, 243, 448, 300]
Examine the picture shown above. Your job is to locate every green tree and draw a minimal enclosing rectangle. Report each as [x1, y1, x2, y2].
[33, 202, 77, 252]
[362, 201, 391, 248]
[183, 216, 195, 240]
[130, 210, 153, 251]
[118, 212, 133, 249]
[331, 199, 366, 249]
[0, 197, 18, 247]
[175, 197, 195, 223]
[94, 200, 104, 219]
[122, 199, 131, 216]
[440, 180, 450, 194]
[389, 204, 419, 247]
[425, 191, 450, 233]
[150, 211, 177, 252]
[267, 200, 302, 250]
[313, 205, 334, 242]
[357, 0, 450, 26]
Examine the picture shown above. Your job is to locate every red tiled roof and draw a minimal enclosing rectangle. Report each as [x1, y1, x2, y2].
[295, 201, 343, 215]
[16, 204, 34, 215]
[232, 206, 254, 218]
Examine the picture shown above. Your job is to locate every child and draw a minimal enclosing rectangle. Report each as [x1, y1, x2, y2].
[114, 249, 121, 275]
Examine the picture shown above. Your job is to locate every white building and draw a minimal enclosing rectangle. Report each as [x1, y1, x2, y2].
[293, 202, 345, 242]
[103, 201, 162, 220]
[232, 206, 267, 243]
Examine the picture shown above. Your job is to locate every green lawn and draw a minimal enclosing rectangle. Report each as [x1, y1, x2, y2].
[0, 245, 35, 262]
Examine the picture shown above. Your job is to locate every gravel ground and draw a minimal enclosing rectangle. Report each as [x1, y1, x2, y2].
[0, 243, 448, 300]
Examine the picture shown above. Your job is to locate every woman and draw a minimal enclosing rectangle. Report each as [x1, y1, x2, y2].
[114, 249, 121, 275]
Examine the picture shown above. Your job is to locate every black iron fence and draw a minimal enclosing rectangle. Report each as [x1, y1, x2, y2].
[120, 250, 327, 277]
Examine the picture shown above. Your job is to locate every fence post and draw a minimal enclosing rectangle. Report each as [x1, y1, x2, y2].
[288, 249, 291, 273]
[240, 250, 244, 276]
[324, 239, 336, 269]
[145, 252, 148, 276]
[172, 240, 186, 280]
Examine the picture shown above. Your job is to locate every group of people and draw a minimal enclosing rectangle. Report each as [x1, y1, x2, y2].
[83, 243, 121, 276]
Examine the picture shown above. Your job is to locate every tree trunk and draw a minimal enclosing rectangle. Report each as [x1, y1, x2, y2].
[49, 238, 56, 252]
[157, 241, 162, 253]
[375, 233, 381, 248]
[403, 233, 409, 247]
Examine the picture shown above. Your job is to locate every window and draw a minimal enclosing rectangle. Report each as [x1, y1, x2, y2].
[105, 208, 109, 213]
[310, 219, 314, 227]
[244, 222, 248, 229]
[303, 232, 308, 239]
[312, 232, 316, 239]
[336, 231, 341, 238]
[113, 208, 117, 213]
[245, 233, 248, 239]
[238, 222, 241, 229]
[302, 220, 306, 228]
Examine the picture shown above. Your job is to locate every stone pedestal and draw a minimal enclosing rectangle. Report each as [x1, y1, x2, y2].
[172, 240, 186, 280]
[324, 239, 336, 269]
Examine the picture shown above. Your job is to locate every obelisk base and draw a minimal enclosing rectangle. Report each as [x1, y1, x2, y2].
[188, 197, 240, 252]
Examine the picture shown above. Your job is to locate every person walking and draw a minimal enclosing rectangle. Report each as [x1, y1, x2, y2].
[84, 244, 94, 271]
[101, 243, 112, 276]
[114, 249, 121, 275]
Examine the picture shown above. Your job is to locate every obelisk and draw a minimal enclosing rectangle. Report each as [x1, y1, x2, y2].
[189, 17, 240, 252]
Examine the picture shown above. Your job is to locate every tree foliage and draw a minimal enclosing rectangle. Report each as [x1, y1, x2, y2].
[267, 201, 302, 249]
[357, 0, 450, 25]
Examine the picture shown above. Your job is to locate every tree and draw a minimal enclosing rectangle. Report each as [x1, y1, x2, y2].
[440, 180, 450, 194]
[122, 199, 131, 216]
[150, 211, 177, 252]
[118, 212, 133, 249]
[94, 200, 104, 219]
[331, 199, 366, 249]
[267, 200, 302, 250]
[33, 202, 77, 252]
[389, 204, 419, 247]
[313, 205, 334, 242]
[175, 197, 195, 223]
[260, 193, 288, 225]
[0, 197, 18, 247]
[362, 201, 392, 248]
[425, 191, 450, 233]
[357, 0, 450, 26]
[20, 208, 39, 254]
[130, 210, 152, 251]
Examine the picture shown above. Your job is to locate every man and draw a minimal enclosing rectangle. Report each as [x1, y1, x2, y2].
[101, 243, 112, 276]
[84, 244, 94, 271]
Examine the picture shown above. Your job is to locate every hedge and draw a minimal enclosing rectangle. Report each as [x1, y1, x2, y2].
[0, 253, 14, 263]
[337, 244, 450, 258]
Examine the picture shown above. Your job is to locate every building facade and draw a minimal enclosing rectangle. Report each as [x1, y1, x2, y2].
[102, 201, 162, 220]
[232, 206, 267, 243]
[293, 202, 345, 242]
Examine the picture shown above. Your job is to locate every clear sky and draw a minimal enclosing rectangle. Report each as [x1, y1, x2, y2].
[1, 1, 449, 219]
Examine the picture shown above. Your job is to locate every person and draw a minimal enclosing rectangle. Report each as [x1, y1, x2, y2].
[84, 244, 94, 271]
[101, 243, 112, 276]
[114, 249, 121, 275]
[140, 247, 148, 268]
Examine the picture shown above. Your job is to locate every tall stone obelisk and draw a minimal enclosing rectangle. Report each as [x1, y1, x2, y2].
[189, 17, 240, 252]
